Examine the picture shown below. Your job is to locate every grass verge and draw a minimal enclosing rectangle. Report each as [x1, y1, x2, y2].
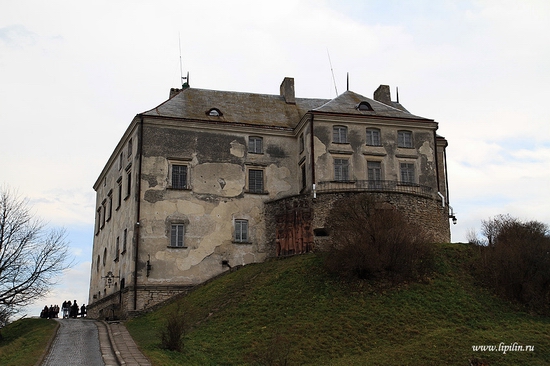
[0, 318, 58, 366]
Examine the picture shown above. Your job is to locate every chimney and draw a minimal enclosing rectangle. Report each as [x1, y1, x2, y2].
[280, 77, 295, 104]
[373, 85, 391, 105]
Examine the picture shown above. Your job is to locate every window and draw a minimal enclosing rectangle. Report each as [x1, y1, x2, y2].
[235, 219, 248, 243]
[107, 191, 113, 221]
[248, 169, 264, 193]
[299, 133, 305, 153]
[101, 201, 106, 228]
[122, 229, 127, 253]
[400, 162, 415, 184]
[366, 128, 381, 146]
[103, 248, 107, 266]
[357, 101, 373, 111]
[97, 255, 100, 272]
[171, 164, 188, 189]
[206, 108, 222, 116]
[333, 126, 348, 144]
[128, 138, 133, 158]
[116, 177, 122, 210]
[398, 130, 413, 148]
[334, 158, 349, 181]
[96, 207, 101, 234]
[119, 152, 123, 170]
[170, 224, 185, 247]
[115, 237, 120, 262]
[301, 164, 307, 191]
[248, 136, 263, 154]
[367, 161, 382, 188]
[126, 170, 132, 198]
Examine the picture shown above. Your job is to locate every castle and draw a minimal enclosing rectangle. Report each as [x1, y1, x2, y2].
[87, 77, 453, 319]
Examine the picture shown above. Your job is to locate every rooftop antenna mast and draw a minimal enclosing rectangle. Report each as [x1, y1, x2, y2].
[327, 49, 338, 96]
[179, 33, 189, 89]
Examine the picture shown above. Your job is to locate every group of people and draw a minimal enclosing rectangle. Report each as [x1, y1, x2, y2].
[40, 300, 87, 319]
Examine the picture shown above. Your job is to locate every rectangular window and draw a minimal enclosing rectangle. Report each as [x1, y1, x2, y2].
[170, 224, 185, 247]
[398, 130, 413, 148]
[96, 208, 101, 235]
[367, 161, 382, 188]
[115, 237, 120, 261]
[248, 169, 264, 193]
[101, 201, 106, 228]
[126, 170, 132, 198]
[119, 152, 123, 170]
[117, 179, 122, 208]
[299, 133, 305, 153]
[334, 158, 349, 181]
[400, 163, 416, 184]
[333, 126, 348, 144]
[301, 164, 307, 191]
[122, 228, 127, 253]
[172, 165, 188, 189]
[235, 219, 248, 242]
[248, 136, 263, 154]
[366, 128, 381, 146]
[107, 191, 113, 221]
[128, 138, 133, 158]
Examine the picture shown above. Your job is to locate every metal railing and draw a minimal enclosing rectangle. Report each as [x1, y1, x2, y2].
[316, 180, 434, 198]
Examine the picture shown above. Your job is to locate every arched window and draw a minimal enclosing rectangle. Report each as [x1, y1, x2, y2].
[356, 101, 373, 111]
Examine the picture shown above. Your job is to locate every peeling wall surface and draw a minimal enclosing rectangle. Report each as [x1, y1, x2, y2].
[87, 82, 452, 319]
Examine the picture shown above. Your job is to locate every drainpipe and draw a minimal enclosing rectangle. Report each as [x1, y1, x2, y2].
[133, 115, 144, 311]
[310, 114, 316, 198]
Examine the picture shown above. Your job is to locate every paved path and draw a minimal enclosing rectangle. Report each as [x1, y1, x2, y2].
[41, 318, 105, 366]
[41, 318, 151, 366]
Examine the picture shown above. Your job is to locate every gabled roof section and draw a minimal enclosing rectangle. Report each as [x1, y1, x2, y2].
[312, 91, 432, 121]
[142, 88, 329, 129]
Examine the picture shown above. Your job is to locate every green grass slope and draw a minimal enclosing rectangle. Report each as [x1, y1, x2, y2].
[126, 244, 550, 365]
[0, 318, 57, 366]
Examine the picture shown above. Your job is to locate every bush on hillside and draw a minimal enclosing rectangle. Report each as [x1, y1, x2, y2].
[469, 214, 550, 314]
[323, 195, 435, 283]
[159, 305, 186, 352]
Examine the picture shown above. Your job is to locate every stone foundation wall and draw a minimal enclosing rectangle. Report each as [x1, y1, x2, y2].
[266, 191, 451, 255]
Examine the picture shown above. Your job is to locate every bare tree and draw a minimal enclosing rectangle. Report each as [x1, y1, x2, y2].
[0, 186, 71, 324]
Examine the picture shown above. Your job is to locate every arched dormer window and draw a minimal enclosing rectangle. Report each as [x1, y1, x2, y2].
[356, 101, 373, 111]
[206, 108, 223, 117]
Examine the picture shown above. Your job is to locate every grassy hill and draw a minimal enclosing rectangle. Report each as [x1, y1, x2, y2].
[126, 243, 550, 365]
[0, 317, 57, 366]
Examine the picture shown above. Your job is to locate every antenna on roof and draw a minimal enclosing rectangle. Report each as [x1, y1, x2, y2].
[179, 33, 189, 89]
[347, 72, 349, 91]
[327, 49, 338, 96]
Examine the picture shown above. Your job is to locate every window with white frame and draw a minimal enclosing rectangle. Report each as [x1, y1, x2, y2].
[333, 125, 348, 144]
[171, 164, 188, 189]
[234, 219, 248, 243]
[248, 168, 264, 193]
[398, 130, 413, 148]
[366, 128, 381, 146]
[334, 158, 349, 181]
[170, 224, 185, 247]
[367, 161, 382, 188]
[248, 136, 263, 154]
[400, 162, 415, 185]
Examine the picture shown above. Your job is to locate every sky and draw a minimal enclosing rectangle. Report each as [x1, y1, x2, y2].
[1, 0, 549, 317]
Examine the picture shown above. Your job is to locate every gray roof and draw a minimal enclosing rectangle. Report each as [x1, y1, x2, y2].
[142, 87, 431, 129]
[312, 91, 431, 121]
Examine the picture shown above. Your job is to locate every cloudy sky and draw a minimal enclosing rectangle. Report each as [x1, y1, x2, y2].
[2, 0, 549, 317]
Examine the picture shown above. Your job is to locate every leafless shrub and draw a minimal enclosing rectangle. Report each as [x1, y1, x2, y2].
[159, 305, 186, 352]
[323, 195, 435, 283]
[472, 215, 550, 314]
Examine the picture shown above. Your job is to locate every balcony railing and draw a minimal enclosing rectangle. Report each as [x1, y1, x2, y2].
[316, 180, 434, 198]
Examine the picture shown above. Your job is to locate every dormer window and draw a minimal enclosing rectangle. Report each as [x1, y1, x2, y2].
[356, 101, 373, 111]
[206, 108, 222, 117]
